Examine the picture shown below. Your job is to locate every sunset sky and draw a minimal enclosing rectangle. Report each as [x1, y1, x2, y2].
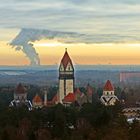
[0, 0, 140, 65]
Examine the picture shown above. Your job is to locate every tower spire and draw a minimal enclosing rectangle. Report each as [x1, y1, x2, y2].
[59, 49, 74, 103]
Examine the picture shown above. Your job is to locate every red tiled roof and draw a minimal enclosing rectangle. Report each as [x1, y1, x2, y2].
[103, 80, 114, 91]
[32, 95, 43, 103]
[60, 50, 73, 70]
[15, 83, 26, 94]
[63, 93, 75, 103]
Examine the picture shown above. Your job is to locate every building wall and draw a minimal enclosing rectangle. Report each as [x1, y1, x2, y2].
[32, 102, 43, 108]
[120, 72, 140, 82]
[59, 79, 65, 103]
[14, 93, 27, 101]
[103, 90, 114, 96]
[66, 79, 74, 95]
[100, 95, 118, 106]
[59, 79, 74, 103]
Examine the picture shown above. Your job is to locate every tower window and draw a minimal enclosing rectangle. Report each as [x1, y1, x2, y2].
[68, 66, 71, 70]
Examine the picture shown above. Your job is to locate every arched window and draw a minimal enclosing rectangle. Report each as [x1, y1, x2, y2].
[68, 66, 71, 70]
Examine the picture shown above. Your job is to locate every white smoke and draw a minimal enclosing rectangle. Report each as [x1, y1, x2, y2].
[10, 28, 129, 65]
[10, 28, 86, 65]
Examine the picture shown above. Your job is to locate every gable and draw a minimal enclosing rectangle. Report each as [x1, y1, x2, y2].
[59, 63, 64, 71]
[60, 50, 74, 70]
[66, 62, 73, 71]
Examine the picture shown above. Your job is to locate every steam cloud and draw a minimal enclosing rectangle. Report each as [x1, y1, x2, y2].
[10, 28, 87, 66]
[10, 28, 134, 65]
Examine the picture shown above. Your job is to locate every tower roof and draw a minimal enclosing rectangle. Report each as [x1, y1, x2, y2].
[63, 93, 75, 103]
[32, 95, 43, 103]
[15, 83, 26, 94]
[60, 49, 73, 70]
[103, 80, 114, 91]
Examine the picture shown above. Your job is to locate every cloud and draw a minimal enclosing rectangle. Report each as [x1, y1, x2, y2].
[0, 0, 140, 43]
[10, 27, 140, 65]
[4, 0, 139, 65]
[10, 28, 85, 65]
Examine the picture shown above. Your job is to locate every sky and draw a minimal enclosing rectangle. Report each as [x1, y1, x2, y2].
[0, 0, 140, 65]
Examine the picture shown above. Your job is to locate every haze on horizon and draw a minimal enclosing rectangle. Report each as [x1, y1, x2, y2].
[0, 0, 140, 66]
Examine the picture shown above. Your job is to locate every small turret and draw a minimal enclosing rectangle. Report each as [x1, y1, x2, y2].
[14, 83, 27, 102]
[9, 83, 32, 110]
[100, 80, 118, 106]
[32, 94, 43, 108]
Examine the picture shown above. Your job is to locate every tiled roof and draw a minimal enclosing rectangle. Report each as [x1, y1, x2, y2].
[60, 50, 73, 70]
[103, 80, 114, 91]
[63, 93, 75, 103]
[15, 83, 26, 94]
[32, 95, 43, 103]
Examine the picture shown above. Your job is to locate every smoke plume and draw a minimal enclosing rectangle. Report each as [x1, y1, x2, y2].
[10, 28, 131, 65]
[10, 28, 86, 65]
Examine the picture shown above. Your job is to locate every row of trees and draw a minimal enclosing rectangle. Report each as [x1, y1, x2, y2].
[0, 102, 139, 140]
[0, 84, 140, 140]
